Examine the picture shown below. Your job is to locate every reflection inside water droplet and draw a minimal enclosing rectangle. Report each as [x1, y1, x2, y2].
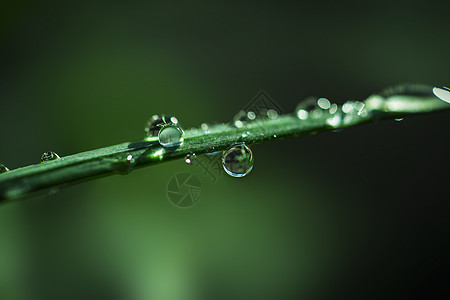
[158, 125, 184, 148]
[41, 151, 60, 162]
[222, 144, 253, 178]
[0, 163, 9, 173]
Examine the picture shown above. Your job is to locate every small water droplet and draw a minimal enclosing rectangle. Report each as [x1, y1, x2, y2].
[266, 109, 278, 119]
[185, 153, 196, 164]
[317, 98, 331, 109]
[126, 155, 136, 164]
[222, 144, 253, 178]
[297, 109, 309, 120]
[0, 163, 9, 173]
[395, 118, 404, 122]
[158, 125, 184, 148]
[201, 123, 209, 131]
[145, 114, 177, 138]
[433, 87, 450, 104]
[242, 132, 249, 138]
[329, 103, 338, 114]
[41, 151, 60, 162]
[247, 111, 256, 120]
[342, 102, 354, 113]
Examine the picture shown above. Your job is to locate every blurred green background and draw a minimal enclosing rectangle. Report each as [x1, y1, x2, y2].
[1, 1, 449, 299]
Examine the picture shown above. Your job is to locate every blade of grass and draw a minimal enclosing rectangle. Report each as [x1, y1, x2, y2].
[1, 85, 449, 202]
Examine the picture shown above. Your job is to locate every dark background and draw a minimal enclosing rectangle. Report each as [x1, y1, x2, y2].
[0, 1, 449, 299]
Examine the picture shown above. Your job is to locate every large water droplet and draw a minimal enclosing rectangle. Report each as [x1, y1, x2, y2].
[222, 144, 253, 177]
[185, 153, 196, 164]
[158, 124, 184, 147]
[41, 151, 60, 162]
[0, 163, 9, 173]
[145, 114, 178, 138]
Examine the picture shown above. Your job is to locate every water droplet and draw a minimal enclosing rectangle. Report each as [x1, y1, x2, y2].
[297, 109, 309, 120]
[329, 103, 338, 114]
[145, 114, 178, 138]
[242, 132, 249, 138]
[433, 87, 450, 104]
[395, 118, 404, 122]
[247, 111, 256, 120]
[266, 109, 278, 119]
[201, 123, 209, 132]
[185, 153, 196, 164]
[342, 102, 354, 113]
[126, 155, 136, 164]
[41, 151, 60, 162]
[222, 144, 253, 178]
[158, 125, 184, 148]
[317, 98, 331, 109]
[0, 164, 9, 173]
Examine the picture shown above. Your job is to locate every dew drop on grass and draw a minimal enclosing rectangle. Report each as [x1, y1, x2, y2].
[41, 151, 60, 162]
[222, 144, 253, 178]
[0, 163, 9, 173]
[185, 153, 196, 164]
[145, 114, 178, 138]
[158, 124, 184, 148]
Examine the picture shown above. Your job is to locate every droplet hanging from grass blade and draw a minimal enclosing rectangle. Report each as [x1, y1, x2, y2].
[222, 144, 253, 178]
